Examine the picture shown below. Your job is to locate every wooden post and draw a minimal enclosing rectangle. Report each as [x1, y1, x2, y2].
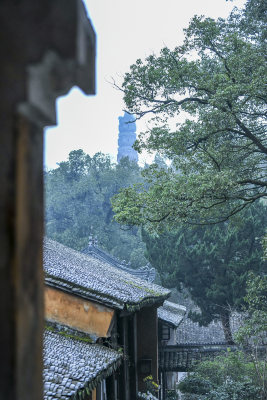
[133, 314, 138, 397]
[0, 113, 44, 400]
[123, 316, 130, 400]
[0, 1, 96, 398]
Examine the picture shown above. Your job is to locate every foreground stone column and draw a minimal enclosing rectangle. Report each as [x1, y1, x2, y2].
[0, 1, 96, 399]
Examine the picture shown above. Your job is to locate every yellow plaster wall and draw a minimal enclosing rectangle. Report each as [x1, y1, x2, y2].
[91, 388, 96, 400]
[45, 286, 114, 338]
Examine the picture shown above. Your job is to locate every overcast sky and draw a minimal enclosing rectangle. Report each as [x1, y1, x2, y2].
[44, 0, 245, 169]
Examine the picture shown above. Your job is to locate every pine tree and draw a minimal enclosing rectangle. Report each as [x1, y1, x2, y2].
[143, 202, 267, 343]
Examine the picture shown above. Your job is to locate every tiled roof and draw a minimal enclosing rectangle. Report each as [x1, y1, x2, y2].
[158, 301, 186, 328]
[83, 242, 156, 282]
[44, 238, 170, 311]
[158, 344, 238, 372]
[176, 312, 243, 345]
[43, 329, 122, 400]
[167, 288, 243, 345]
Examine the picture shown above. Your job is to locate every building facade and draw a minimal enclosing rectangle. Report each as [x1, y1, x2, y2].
[44, 238, 170, 399]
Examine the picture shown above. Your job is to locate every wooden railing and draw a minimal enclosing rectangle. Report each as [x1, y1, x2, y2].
[159, 344, 237, 372]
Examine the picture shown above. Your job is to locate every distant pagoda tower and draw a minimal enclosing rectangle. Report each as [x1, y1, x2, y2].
[117, 112, 138, 163]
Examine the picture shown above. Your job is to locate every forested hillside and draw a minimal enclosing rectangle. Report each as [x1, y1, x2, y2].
[45, 149, 147, 268]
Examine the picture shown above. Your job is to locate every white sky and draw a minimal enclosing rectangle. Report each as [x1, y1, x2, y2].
[44, 0, 246, 170]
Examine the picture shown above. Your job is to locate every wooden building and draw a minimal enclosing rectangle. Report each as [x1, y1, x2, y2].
[158, 301, 244, 399]
[44, 238, 170, 399]
[157, 301, 186, 399]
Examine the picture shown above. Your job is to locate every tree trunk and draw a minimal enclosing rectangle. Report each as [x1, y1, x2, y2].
[221, 313, 234, 344]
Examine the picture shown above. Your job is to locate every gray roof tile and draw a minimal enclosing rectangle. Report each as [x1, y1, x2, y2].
[176, 312, 243, 345]
[44, 238, 170, 310]
[158, 301, 186, 328]
[83, 242, 156, 282]
[43, 329, 122, 400]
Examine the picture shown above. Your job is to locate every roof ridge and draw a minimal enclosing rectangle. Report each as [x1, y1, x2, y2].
[44, 238, 170, 311]
[82, 243, 156, 282]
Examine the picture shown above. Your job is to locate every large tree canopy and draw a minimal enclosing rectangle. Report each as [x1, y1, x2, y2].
[142, 201, 267, 343]
[138, 159, 267, 344]
[112, 0, 267, 228]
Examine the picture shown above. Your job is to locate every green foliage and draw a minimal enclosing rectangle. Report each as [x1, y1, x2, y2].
[178, 350, 262, 400]
[236, 273, 267, 346]
[143, 201, 267, 342]
[263, 232, 267, 260]
[179, 274, 267, 400]
[138, 376, 159, 400]
[45, 150, 147, 267]
[143, 375, 159, 396]
[204, 379, 261, 400]
[235, 274, 267, 399]
[178, 375, 213, 395]
[112, 0, 267, 229]
[195, 350, 258, 386]
[165, 390, 179, 400]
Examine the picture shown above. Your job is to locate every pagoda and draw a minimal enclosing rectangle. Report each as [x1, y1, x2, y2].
[117, 112, 138, 163]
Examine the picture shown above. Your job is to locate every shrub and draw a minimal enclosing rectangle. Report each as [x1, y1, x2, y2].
[177, 350, 263, 400]
[204, 378, 261, 400]
[178, 375, 213, 395]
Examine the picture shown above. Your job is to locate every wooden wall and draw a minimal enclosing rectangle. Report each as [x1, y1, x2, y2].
[137, 305, 159, 393]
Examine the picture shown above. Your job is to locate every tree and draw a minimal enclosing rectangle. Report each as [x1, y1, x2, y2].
[178, 275, 267, 400]
[142, 202, 267, 343]
[178, 350, 262, 400]
[45, 150, 147, 268]
[235, 274, 267, 400]
[263, 232, 267, 260]
[236, 273, 267, 346]
[112, 0, 267, 229]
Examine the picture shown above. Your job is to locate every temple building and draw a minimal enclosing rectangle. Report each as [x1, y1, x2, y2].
[43, 237, 170, 399]
[43, 236, 244, 399]
[117, 112, 139, 163]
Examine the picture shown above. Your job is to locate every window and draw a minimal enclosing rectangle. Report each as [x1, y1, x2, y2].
[160, 324, 170, 341]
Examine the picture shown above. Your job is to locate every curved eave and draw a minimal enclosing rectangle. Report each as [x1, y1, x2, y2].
[72, 357, 122, 400]
[45, 273, 170, 312]
[158, 317, 180, 329]
[44, 328, 122, 399]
